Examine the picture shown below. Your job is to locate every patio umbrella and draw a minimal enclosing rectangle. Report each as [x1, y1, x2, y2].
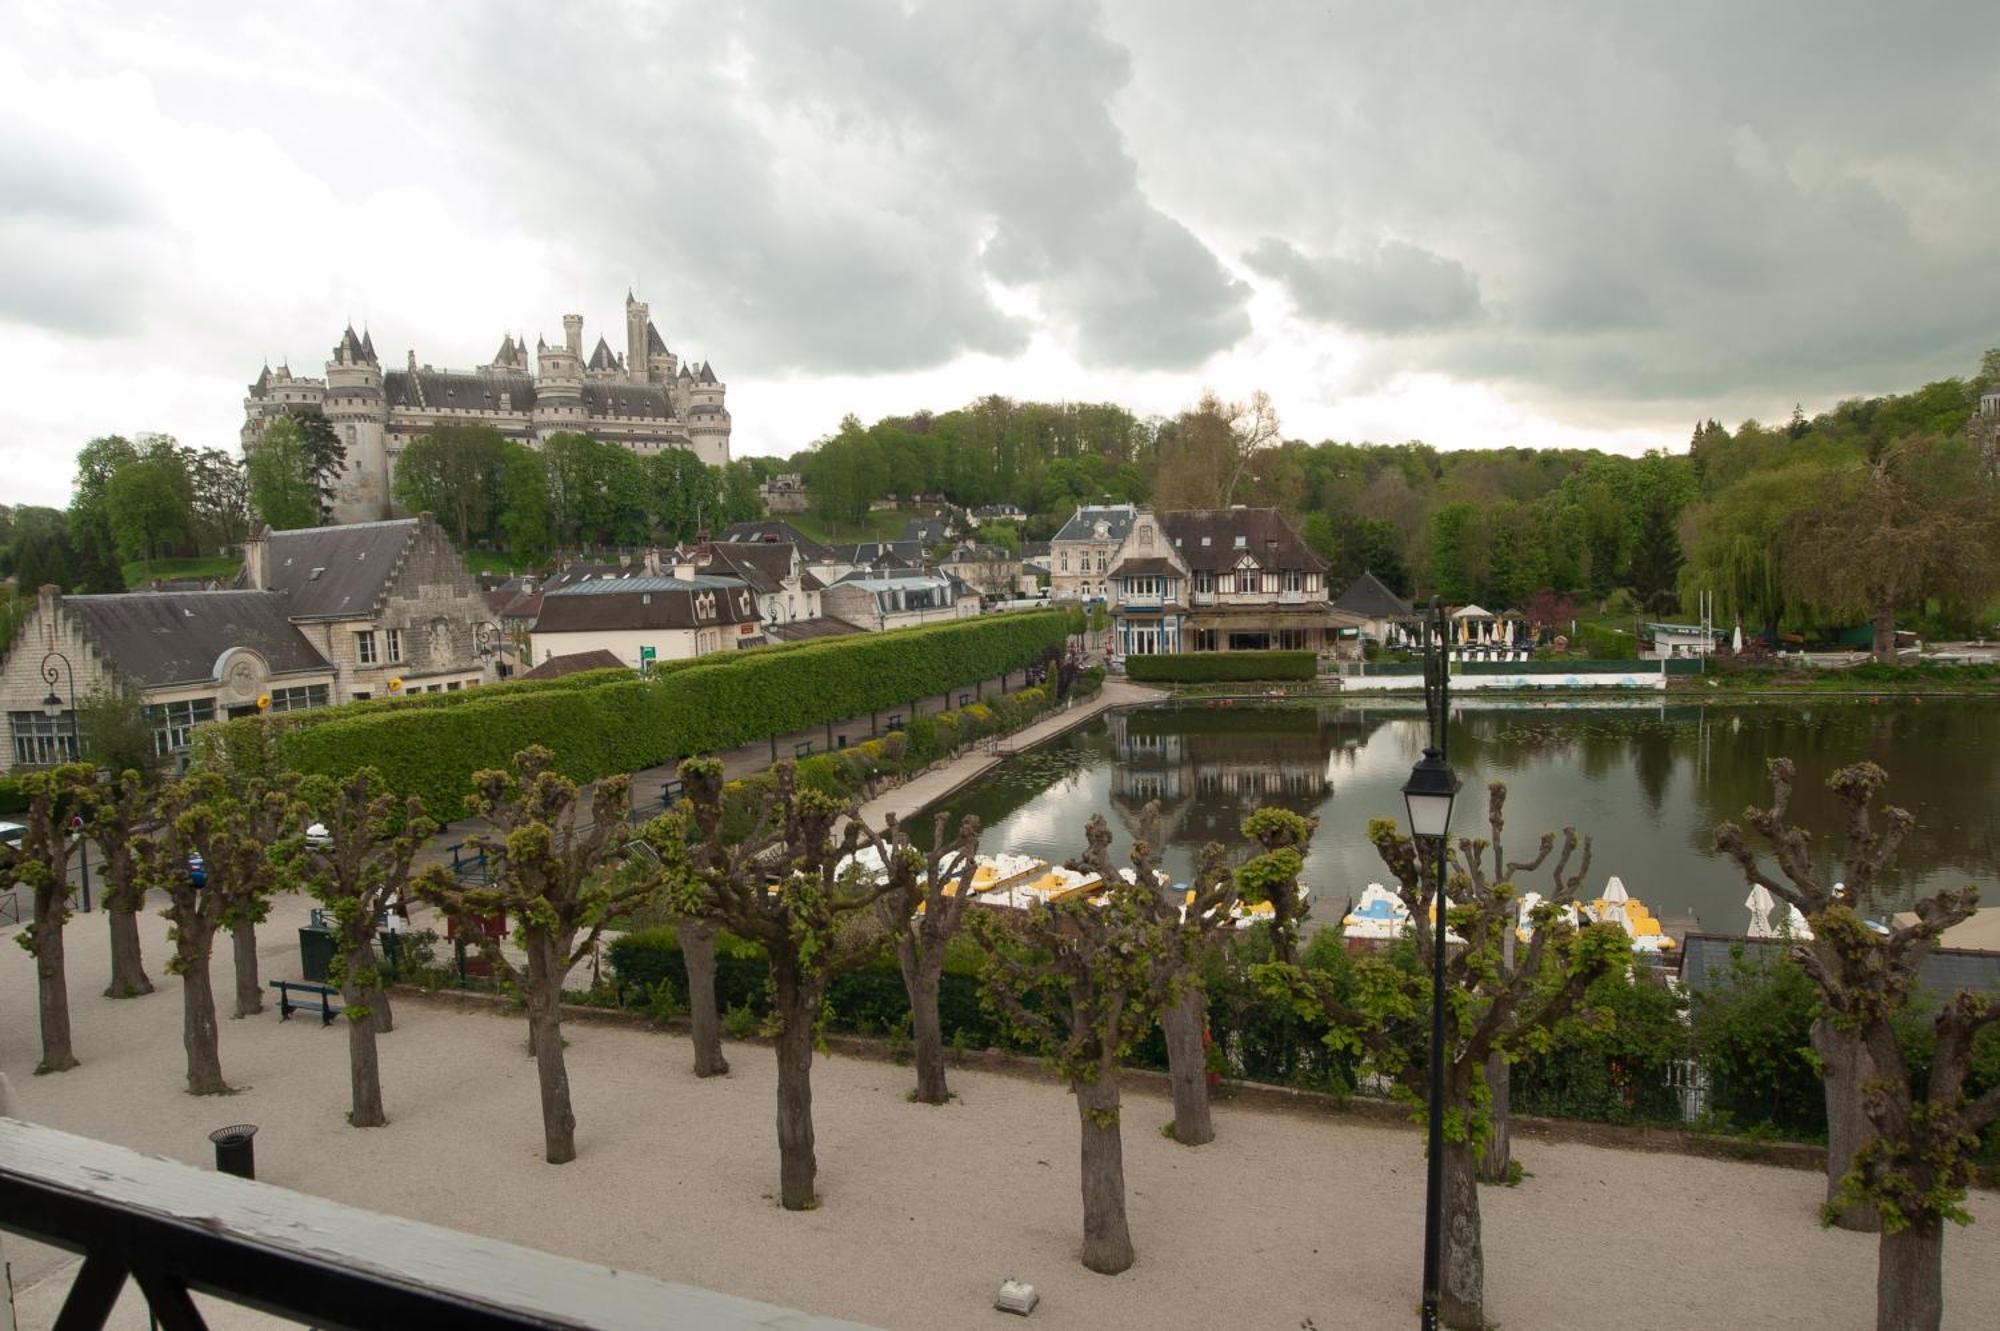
[1745, 884, 1777, 938]
[1732, 622, 1744, 653]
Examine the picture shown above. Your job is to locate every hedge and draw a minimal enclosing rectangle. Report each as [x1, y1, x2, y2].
[1573, 624, 1639, 660]
[197, 611, 1071, 816]
[1125, 651, 1316, 683]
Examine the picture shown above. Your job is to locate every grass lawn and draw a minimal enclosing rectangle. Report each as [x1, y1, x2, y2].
[118, 554, 242, 586]
[784, 507, 940, 545]
[457, 547, 534, 577]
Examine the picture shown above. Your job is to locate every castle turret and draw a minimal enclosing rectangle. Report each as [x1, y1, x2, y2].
[625, 291, 650, 385]
[644, 319, 675, 382]
[323, 326, 389, 522]
[563, 313, 583, 359]
[535, 331, 584, 439]
[687, 360, 730, 466]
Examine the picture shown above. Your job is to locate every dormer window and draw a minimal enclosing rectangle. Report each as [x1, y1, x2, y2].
[1233, 535, 1247, 548]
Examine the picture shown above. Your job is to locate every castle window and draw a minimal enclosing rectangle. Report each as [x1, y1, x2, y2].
[384, 629, 402, 663]
[355, 631, 378, 665]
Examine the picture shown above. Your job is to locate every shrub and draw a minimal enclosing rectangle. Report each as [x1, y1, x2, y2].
[1125, 651, 1315, 683]
[1573, 624, 1639, 660]
[199, 611, 1070, 815]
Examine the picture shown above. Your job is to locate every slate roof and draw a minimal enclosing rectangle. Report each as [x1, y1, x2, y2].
[646, 321, 668, 355]
[579, 384, 676, 419]
[1107, 556, 1180, 578]
[1053, 504, 1138, 544]
[588, 337, 620, 371]
[697, 361, 717, 384]
[383, 370, 536, 414]
[904, 518, 952, 544]
[1679, 933, 2000, 999]
[518, 649, 629, 680]
[534, 575, 759, 633]
[766, 616, 864, 643]
[719, 521, 833, 562]
[827, 540, 924, 566]
[264, 519, 419, 620]
[1335, 571, 1413, 619]
[700, 541, 799, 594]
[63, 591, 330, 688]
[1161, 509, 1326, 574]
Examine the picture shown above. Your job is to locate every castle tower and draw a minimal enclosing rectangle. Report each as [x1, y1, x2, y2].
[625, 291, 649, 384]
[644, 319, 676, 381]
[686, 361, 731, 466]
[534, 333, 584, 441]
[323, 326, 389, 522]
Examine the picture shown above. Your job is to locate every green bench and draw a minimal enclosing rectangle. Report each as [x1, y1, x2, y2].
[270, 979, 342, 1027]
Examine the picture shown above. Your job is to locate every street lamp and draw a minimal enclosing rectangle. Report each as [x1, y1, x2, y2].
[474, 621, 508, 677]
[40, 650, 91, 913]
[1404, 597, 1458, 1331]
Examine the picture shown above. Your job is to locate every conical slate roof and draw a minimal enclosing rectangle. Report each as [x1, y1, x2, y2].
[588, 336, 620, 371]
[697, 361, 717, 384]
[646, 320, 668, 354]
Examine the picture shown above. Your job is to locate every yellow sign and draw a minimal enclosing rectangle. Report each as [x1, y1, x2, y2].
[387, 677, 404, 694]
[255, 694, 271, 711]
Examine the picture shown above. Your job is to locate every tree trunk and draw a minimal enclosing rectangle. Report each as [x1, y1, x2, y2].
[230, 920, 262, 1017]
[907, 952, 949, 1105]
[356, 936, 393, 1034]
[342, 969, 386, 1127]
[1812, 1017, 1880, 1232]
[527, 983, 577, 1164]
[105, 904, 154, 998]
[1871, 601, 1897, 666]
[1479, 1050, 1512, 1183]
[1875, 1211, 1944, 1331]
[1439, 1136, 1486, 1330]
[181, 946, 228, 1095]
[1072, 1073, 1134, 1275]
[1160, 985, 1213, 1145]
[774, 982, 819, 1210]
[33, 898, 79, 1074]
[678, 920, 729, 1078]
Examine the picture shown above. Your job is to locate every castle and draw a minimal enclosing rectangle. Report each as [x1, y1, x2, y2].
[243, 293, 730, 523]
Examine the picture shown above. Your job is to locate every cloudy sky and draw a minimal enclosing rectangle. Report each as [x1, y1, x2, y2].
[4, 0, 1997, 508]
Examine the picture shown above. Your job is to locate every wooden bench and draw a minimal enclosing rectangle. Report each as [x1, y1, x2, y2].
[270, 979, 342, 1027]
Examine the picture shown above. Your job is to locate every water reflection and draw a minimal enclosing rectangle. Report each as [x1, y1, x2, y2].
[916, 699, 2000, 934]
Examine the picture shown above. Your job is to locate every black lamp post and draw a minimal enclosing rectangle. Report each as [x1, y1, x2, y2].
[1403, 597, 1458, 1330]
[39, 650, 91, 913]
[473, 621, 508, 677]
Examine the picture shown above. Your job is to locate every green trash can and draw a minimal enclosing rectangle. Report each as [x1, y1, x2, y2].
[298, 924, 336, 983]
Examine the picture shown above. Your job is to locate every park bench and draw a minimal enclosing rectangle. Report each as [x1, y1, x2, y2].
[269, 979, 342, 1027]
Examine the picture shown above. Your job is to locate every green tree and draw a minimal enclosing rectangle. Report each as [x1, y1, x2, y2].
[104, 456, 190, 569]
[185, 446, 251, 552]
[0, 764, 98, 1073]
[393, 424, 507, 548]
[1428, 502, 1479, 603]
[76, 683, 160, 783]
[498, 442, 555, 562]
[870, 811, 983, 1105]
[246, 415, 320, 531]
[1716, 762, 2000, 1331]
[291, 412, 349, 522]
[1627, 498, 1684, 615]
[92, 770, 161, 1000]
[416, 747, 647, 1164]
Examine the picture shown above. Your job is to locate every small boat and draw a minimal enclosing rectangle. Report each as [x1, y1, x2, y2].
[1343, 883, 1410, 940]
[1580, 876, 1678, 954]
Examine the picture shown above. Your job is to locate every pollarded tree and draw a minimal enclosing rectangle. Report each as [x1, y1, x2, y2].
[301, 769, 433, 1128]
[0, 763, 98, 1073]
[223, 773, 303, 1019]
[95, 769, 161, 998]
[871, 810, 984, 1105]
[1237, 807, 1316, 966]
[1080, 804, 1235, 1146]
[415, 746, 647, 1164]
[1715, 760, 2000, 1331]
[975, 814, 1179, 1275]
[147, 774, 294, 1094]
[644, 758, 916, 1210]
[1257, 784, 1626, 1331]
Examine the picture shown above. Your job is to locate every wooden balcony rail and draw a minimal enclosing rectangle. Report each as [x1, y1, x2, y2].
[0, 1117, 873, 1331]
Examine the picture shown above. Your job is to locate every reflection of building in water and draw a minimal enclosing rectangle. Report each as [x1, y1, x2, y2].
[1106, 709, 1334, 848]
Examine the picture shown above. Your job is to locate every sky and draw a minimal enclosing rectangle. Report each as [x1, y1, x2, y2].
[3, 0, 1998, 509]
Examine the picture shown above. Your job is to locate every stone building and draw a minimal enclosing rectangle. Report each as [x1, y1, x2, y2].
[244, 293, 730, 523]
[530, 572, 763, 668]
[822, 569, 979, 633]
[1050, 503, 1138, 601]
[0, 513, 492, 773]
[757, 473, 808, 514]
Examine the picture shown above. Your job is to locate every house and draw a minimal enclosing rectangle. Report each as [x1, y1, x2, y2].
[1050, 503, 1138, 601]
[1646, 622, 1721, 659]
[719, 520, 833, 563]
[245, 515, 494, 699]
[1103, 507, 1360, 659]
[812, 541, 926, 586]
[1334, 571, 1416, 647]
[685, 540, 826, 629]
[757, 473, 809, 514]
[516, 649, 629, 681]
[1020, 540, 1052, 576]
[968, 503, 1026, 526]
[1, 585, 337, 772]
[530, 572, 762, 668]
[822, 569, 980, 633]
[903, 516, 954, 546]
[938, 542, 1024, 599]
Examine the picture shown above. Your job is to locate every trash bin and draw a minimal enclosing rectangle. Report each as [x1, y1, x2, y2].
[209, 1124, 258, 1179]
[298, 923, 336, 983]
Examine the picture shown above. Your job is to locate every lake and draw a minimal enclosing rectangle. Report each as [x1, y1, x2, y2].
[914, 698, 2000, 933]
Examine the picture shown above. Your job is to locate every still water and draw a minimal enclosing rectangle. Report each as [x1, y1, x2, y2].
[916, 699, 2000, 933]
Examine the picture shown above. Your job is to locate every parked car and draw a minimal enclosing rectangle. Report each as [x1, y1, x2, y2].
[0, 821, 24, 849]
[305, 822, 333, 850]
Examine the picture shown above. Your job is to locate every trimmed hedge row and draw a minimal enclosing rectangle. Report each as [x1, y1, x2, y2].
[1126, 651, 1316, 683]
[199, 611, 1071, 816]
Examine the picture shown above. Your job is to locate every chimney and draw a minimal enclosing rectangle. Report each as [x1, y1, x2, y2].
[563, 314, 583, 358]
[37, 582, 61, 626]
[673, 556, 695, 582]
[242, 529, 270, 589]
[642, 546, 662, 577]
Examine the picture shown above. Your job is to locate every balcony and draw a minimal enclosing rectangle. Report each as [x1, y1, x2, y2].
[0, 1116, 869, 1331]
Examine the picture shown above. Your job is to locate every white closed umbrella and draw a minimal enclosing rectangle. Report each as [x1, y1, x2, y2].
[1602, 876, 1629, 905]
[1745, 884, 1777, 938]
[1732, 622, 1744, 653]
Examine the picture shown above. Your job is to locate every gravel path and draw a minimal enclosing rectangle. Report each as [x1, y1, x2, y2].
[4, 893, 1997, 1330]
